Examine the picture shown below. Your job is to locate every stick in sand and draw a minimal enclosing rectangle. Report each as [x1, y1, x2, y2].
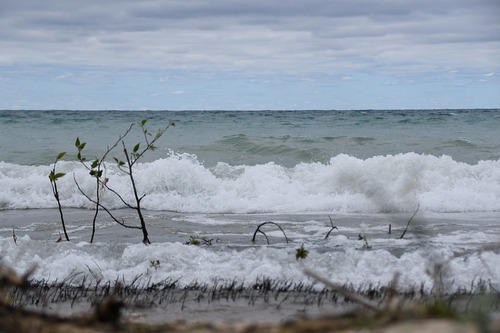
[303, 269, 380, 312]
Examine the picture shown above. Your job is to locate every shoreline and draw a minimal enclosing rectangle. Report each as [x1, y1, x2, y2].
[2, 208, 500, 331]
[3, 277, 500, 333]
[7, 275, 500, 324]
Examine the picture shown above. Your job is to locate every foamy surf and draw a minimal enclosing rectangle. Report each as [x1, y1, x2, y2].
[1, 152, 499, 213]
[1, 207, 499, 295]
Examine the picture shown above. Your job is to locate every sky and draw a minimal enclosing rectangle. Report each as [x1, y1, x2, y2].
[0, 0, 499, 110]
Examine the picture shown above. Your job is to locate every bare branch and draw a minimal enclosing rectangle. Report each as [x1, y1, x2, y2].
[324, 216, 338, 240]
[73, 175, 140, 230]
[132, 122, 173, 167]
[252, 222, 290, 244]
[304, 269, 380, 312]
[400, 204, 420, 239]
[102, 183, 136, 210]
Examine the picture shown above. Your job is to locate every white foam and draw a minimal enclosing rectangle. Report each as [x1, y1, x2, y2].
[1, 152, 499, 213]
[1, 235, 498, 293]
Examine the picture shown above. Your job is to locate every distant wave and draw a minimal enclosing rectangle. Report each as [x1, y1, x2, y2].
[443, 138, 478, 149]
[1, 152, 499, 213]
[213, 134, 328, 162]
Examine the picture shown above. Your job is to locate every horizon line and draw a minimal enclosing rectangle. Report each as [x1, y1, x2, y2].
[1, 108, 499, 112]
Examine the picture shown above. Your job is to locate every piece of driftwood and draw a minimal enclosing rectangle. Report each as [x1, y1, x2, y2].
[251, 222, 290, 244]
[324, 216, 338, 240]
[400, 204, 420, 239]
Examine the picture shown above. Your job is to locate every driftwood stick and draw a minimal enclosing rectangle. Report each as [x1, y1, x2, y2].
[433, 242, 500, 297]
[252, 222, 290, 244]
[400, 204, 420, 239]
[324, 216, 338, 240]
[12, 229, 17, 246]
[303, 269, 380, 312]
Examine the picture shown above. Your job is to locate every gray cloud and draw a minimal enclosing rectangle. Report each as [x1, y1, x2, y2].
[1, 0, 499, 77]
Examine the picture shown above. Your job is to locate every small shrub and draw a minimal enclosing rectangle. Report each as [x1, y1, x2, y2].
[296, 244, 309, 260]
[48, 152, 70, 241]
[186, 236, 201, 245]
[149, 260, 160, 270]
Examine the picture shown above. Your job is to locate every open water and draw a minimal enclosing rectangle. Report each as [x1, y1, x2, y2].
[0, 109, 499, 301]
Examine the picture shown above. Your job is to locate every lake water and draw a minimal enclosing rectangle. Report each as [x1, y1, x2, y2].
[0, 109, 499, 304]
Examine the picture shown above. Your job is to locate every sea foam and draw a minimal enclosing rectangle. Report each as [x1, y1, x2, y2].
[1, 234, 499, 293]
[1, 152, 499, 213]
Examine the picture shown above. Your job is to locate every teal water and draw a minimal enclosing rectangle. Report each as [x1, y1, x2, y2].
[1, 109, 499, 166]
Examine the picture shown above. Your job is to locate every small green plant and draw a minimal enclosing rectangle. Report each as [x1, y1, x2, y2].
[75, 137, 105, 243]
[185, 236, 201, 245]
[48, 152, 70, 241]
[149, 260, 160, 270]
[73, 119, 174, 244]
[295, 244, 309, 260]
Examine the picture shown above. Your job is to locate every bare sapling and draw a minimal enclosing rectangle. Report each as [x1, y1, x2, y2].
[75, 119, 174, 244]
[48, 152, 70, 241]
[75, 124, 140, 242]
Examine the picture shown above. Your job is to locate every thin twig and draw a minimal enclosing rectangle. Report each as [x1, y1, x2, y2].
[251, 222, 290, 244]
[133, 122, 174, 167]
[12, 229, 17, 246]
[430, 243, 500, 299]
[73, 175, 141, 230]
[303, 269, 380, 312]
[400, 204, 420, 239]
[324, 216, 338, 240]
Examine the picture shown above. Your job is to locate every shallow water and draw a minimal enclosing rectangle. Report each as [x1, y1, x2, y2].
[1, 208, 499, 296]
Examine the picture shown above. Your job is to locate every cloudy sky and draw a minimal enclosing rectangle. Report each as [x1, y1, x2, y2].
[1, 0, 499, 110]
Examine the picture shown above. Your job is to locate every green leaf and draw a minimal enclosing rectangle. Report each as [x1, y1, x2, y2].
[113, 157, 126, 167]
[90, 170, 103, 178]
[115, 159, 125, 167]
[75, 138, 87, 151]
[53, 172, 66, 180]
[91, 159, 99, 168]
[133, 143, 140, 153]
[170, 121, 176, 127]
[56, 152, 66, 161]
[140, 119, 147, 126]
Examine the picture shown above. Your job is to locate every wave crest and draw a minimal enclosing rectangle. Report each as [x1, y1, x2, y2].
[1, 152, 499, 213]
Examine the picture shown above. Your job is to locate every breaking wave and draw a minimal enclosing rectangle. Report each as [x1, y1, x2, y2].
[1, 152, 499, 214]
